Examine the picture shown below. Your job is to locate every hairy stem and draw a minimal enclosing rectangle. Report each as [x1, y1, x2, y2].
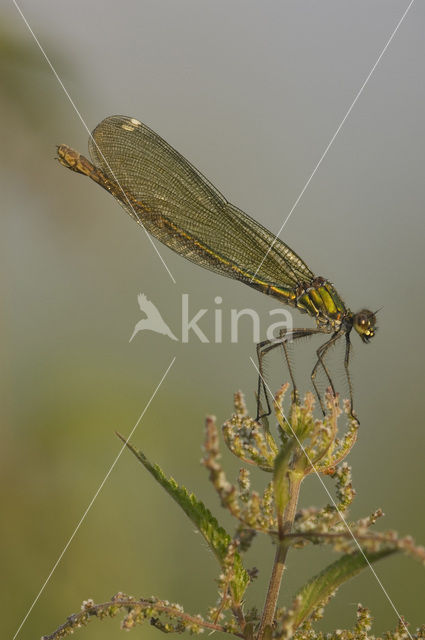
[42, 597, 244, 640]
[257, 475, 302, 640]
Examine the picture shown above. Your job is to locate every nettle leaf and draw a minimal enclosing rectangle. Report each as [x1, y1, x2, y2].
[118, 435, 249, 604]
[284, 548, 397, 629]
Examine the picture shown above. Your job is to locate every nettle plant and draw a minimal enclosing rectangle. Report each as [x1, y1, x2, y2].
[43, 386, 425, 640]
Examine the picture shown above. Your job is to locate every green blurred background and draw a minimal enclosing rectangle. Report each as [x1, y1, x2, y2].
[2, 2, 424, 639]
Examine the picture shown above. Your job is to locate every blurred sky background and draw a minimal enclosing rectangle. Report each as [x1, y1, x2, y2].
[2, 2, 425, 639]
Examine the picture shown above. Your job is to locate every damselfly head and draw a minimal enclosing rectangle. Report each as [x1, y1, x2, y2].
[353, 309, 377, 343]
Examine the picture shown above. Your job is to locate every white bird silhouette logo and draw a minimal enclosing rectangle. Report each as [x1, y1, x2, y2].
[129, 293, 178, 342]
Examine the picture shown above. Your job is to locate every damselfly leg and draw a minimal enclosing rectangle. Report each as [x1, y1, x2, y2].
[256, 327, 331, 421]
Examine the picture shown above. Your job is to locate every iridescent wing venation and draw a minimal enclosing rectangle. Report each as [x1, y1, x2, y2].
[88, 115, 315, 289]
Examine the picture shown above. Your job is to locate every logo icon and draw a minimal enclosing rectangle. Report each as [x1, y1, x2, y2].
[129, 293, 178, 342]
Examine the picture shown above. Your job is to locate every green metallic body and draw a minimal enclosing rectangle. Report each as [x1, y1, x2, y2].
[57, 115, 377, 420]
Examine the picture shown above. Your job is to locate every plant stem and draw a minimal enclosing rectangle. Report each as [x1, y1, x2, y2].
[257, 475, 302, 640]
[42, 598, 245, 640]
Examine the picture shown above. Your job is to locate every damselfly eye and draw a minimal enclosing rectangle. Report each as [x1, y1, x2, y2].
[353, 309, 377, 342]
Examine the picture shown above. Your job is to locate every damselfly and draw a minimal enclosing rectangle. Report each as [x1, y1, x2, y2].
[57, 115, 377, 420]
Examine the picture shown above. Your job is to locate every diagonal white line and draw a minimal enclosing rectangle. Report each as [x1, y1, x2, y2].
[250, 357, 413, 639]
[12, 0, 176, 284]
[252, 0, 416, 282]
[11, 357, 176, 640]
